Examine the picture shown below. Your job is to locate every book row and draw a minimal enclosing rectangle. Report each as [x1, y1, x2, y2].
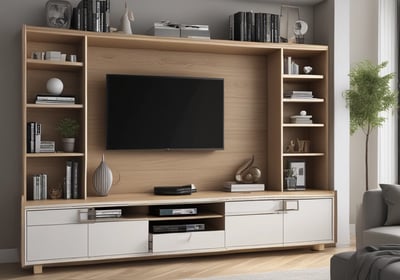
[35, 94, 76, 105]
[72, 0, 111, 32]
[27, 122, 55, 153]
[229, 11, 280, 43]
[31, 161, 80, 200]
[32, 174, 47, 200]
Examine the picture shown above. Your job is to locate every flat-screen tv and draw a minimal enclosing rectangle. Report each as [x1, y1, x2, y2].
[106, 74, 224, 150]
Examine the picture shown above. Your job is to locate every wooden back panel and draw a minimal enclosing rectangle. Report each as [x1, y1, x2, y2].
[86, 46, 268, 194]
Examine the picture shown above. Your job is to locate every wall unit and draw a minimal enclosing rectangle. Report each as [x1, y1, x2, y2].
[21, 25, 333, 273]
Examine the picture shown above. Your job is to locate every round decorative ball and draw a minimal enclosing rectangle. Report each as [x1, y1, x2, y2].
[300, 110, 307, 116]
[46, 78, 64, 95]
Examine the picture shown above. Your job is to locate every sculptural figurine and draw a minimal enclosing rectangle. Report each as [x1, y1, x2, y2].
[286, 139, 295, 152]
[119, 1, 134, 34]
[235, 155, 262, 184]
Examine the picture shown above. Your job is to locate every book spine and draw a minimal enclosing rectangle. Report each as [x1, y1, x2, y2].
[34, 123, 41, 153]
[41, 174, 47, 200]
[105, 0, 110, 32]
[246, 11, 254, 42]
[234, 12, 245, 41]
[229, 14, 234, 40]
[65, 161, 72, 199]
[254, 13, 261, 42]
[266, 13, 271, 43]
[72, 161, 79, 199]
[27, 122, 35, 153]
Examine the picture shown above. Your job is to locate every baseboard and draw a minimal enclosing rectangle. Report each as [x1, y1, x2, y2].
[0, 248, 19, 263]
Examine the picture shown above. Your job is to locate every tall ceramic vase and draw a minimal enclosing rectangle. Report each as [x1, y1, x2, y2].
[93, 154, 113, 196]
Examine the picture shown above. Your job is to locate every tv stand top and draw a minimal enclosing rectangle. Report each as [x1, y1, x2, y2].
[23, 190, 335, 209]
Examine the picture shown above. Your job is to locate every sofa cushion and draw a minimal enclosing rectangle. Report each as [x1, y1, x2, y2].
[363, 226, 400, 246]
[380, 184, 400, 225]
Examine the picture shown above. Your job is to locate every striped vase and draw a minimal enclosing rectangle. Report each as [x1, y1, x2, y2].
[93, 154, 113, 196]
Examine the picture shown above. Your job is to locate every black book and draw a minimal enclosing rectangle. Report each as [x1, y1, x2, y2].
[27, 122, 35, 153]
[234, 12, 246, 41]
[72, 161, 79, 199]
[246, 11, 255, 41]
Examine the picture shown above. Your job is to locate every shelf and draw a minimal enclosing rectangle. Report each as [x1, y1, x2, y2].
[283, 74, 324, 80]
[26, 104, 84, 109]
[26, 152, 84, 158]
[27, 59, 84, 71]
[283, 123, 324, 127]
[147, 213, 224, 221]
[283, 152, 325, 157]
[283, 98, 324, 103]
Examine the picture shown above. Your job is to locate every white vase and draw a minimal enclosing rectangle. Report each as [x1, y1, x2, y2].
[62, 138, 75, 152]
[119, 2, 134, 34]
[93, 154, 113, 196]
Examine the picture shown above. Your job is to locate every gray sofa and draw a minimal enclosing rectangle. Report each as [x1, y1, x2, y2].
[356, 188, 400, 249]
[331, 188, 400, 280]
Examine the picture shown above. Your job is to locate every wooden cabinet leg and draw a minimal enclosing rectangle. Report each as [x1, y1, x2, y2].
[33, 265, 43, 274]
[311, 244, 325, 251]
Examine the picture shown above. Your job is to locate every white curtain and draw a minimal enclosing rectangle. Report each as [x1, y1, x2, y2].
[378, 0, 398, 184]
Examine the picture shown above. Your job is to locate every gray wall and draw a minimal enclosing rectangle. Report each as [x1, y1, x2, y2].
[0, 0, 319, 261]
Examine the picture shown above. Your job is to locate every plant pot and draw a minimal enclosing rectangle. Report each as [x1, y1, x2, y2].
[62, 138, 75, 152]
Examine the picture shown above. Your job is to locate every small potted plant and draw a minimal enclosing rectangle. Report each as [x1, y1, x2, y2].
[56, 118, 79, 152]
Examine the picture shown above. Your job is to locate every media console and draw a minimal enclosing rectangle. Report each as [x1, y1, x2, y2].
[23, 191, 335, 273]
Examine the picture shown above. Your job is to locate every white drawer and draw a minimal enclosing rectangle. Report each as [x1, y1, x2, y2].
[27, 209, 85, 226]
[89, 220, 149, 257]
[225, 200, 283, 215]
[151, 230, 225, 253]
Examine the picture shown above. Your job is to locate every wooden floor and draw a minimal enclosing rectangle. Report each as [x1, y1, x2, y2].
[0, 243, 354, 280]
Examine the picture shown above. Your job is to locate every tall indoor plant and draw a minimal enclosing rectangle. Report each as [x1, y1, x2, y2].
[344, 60, 397, 191]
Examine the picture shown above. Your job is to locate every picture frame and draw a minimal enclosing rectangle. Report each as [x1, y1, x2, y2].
[287, 160, 306, 189]
[46, 0, 72, 29]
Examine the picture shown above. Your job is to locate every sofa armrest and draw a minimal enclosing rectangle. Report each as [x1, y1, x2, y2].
[356, 189, 387, 248]
[362, 189, 387, 229]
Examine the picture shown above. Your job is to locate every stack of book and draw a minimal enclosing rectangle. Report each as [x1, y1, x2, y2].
[284, 90, 314, 99]
[32, 174, 47, 200]
[35, 95, 76, 105]
[290, 114, 313, 124]
[223, 181, 265, 192]
[229, 11, 280, 43]
[64, 161, 80, 199]
[72, 0, 110, 32]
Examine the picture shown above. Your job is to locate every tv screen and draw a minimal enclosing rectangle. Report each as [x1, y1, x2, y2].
[106, 74, 224, 150]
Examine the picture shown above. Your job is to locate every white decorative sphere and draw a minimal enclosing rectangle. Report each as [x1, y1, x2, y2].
[46, 78, 64, 95]
[300, 110, 307, 116]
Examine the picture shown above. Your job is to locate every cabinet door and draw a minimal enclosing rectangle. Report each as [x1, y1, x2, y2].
[283, 198, 333, 244]
[89, 220, 148, 257]
[225, 214, 283, 248]
[225, 200, 284, 248]
[26, 224, 88, 262]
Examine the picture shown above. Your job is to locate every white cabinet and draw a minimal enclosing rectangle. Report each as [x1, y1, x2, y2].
[225, 200, 284, 248]
[89, 220, 149, 257]
[284, 198, 333, 244]
[225, 198, 334, 248]
[26, 209, 88, 263]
